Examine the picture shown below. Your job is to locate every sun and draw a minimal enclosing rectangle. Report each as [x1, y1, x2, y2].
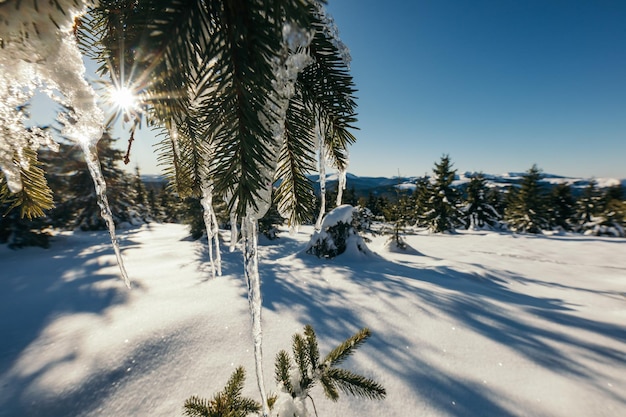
[110, 86, 138, 111]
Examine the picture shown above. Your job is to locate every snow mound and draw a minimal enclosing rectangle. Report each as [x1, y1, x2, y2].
[305, 205, 375, 259]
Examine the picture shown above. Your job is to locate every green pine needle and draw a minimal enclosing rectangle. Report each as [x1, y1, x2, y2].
[323, 327, 371, 367]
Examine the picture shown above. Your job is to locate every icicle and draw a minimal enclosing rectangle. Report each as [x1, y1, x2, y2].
[80, 142, 131, 289]
[200, 181, 222, 277]
[336, 168, 347, 207]
[315, 120, 327, 231]
[229, 200, 239, 253]
[241, 214, 269, 416]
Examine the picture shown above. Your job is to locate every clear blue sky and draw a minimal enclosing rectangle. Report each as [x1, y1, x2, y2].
[324, 0, 626, 178]
[30, 0, 626, 179]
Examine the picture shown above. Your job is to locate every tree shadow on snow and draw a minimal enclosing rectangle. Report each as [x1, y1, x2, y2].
[0, 230, 139, 414]
[256, 238, 626, 416]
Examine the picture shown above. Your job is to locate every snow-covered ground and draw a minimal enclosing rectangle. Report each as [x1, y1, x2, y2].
[1, 223, 625, 417]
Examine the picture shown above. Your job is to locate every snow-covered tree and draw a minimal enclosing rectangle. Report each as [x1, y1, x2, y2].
[547, 183, 576, 231]
[576, 181, 625, 237]
[306, 205, 373, 259]
[462, 173, 502, 230]
[504, 164, 549, 234]
[421, 155, 465, 233]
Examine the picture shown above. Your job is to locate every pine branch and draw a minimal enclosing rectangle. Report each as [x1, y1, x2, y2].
[0, 148, 55, 219]
[274, 349, 294, 394]
[183, 367, 260, 417]
[274, 93, 316, 226]
[325, 368, 387, 401]
[319, 372, 339, 401]
[304, 324, 320, 370]
[293, 332, 312, 389]
[323, 327, 371, 367]
[183, 395, 213, 417]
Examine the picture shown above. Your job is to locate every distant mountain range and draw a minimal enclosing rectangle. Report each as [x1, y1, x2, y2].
[143, 172, 626, 198]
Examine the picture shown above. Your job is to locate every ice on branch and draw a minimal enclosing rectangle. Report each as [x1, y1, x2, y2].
[0, 1, 131, 287]
[1, 0, 103, 188]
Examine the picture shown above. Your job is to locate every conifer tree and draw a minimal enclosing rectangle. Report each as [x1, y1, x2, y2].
[421, 155, 465, 233]
[462, 173, 502, 230]
[413, 176, 432, 228]
[576, 182, 626, 236]
[504, 164, 549, 233]
[68, 132, 140, 230]
[574, 180, 603, 230]
[383, 195, 412, 248]
[547, 183, 576, 231]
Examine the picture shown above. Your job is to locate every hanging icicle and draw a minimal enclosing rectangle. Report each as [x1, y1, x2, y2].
[315, 119, 327, 231]
[336, 168, 347, 207]
[240, 214, 269, 416]
[229, 197, 239, 253]
[200, 180, 222, 278]
[81, 142, 131, 289]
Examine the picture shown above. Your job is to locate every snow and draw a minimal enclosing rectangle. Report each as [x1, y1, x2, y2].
[1, 223, 625, 417]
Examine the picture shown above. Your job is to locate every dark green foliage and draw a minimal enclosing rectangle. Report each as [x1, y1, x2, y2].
[306, 205, 373, 258]
[274, 325, 386, 402]
[180, 197, 205, 240]
[258, 194, 285, 240]
[183, 367, 261, 417]
[383, 196, 412, 248]
[420, 155, 466, 233]
[575, 181, 626, 236]
[547, 183, 576, 231]
[463, 173, 502, 230]
[412, 176, 431, 227]
[65, 133, 148, 231]
[76, 1, 357, 226]
[0, 204, 51, 249]
[306, 221, 351, 258]
[504, 164, 549, 233]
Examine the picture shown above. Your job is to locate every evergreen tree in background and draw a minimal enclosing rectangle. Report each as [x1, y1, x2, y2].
[413, 176, 432, 228]
[547, 183, 576, 231]
[382, 195, 412, 248]
[504, 164, 549, 233]
[69, 132, 145, 230]
[574, 180, 603, 230]
[462, 173, 502, 230]
[421, 155, 465, 233]
[258, 192, 285, 240]
[576, 181, 626, 236]
[0, 201, 51, 248]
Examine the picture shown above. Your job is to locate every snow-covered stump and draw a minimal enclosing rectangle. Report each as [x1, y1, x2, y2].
[305, 204, 374, 259]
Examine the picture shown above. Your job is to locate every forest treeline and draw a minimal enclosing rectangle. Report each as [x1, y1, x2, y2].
[1, 141, 624, 249]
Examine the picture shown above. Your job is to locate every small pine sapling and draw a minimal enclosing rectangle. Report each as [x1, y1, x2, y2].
[183, 367, 261, 417]
[273, 325, 386, 415]
[183, 326, 385, 417]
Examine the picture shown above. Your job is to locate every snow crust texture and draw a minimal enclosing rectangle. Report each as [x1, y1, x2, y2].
[1, 223, 625, 417]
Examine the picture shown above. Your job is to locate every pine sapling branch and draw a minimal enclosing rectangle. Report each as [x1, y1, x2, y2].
[323, 327, 371, 367]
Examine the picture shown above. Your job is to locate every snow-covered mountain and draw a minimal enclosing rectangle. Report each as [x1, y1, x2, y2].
[143, 172, 625, 197]
[308, 172, 626, 197]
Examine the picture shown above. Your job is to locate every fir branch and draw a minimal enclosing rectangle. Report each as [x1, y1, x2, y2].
[303, 324, 320, 371]
[183, 367, 260, 417]
[0, 148, 55, 219]
[274, 350, 294, 394]
[323, 327, 371, 367]
[325, 368, 387, 401]
[293, 332, 312, 389]
[183, 395, 213, 417]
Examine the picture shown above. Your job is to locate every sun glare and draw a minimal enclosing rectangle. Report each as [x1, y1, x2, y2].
[110, 86, 137, 111]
